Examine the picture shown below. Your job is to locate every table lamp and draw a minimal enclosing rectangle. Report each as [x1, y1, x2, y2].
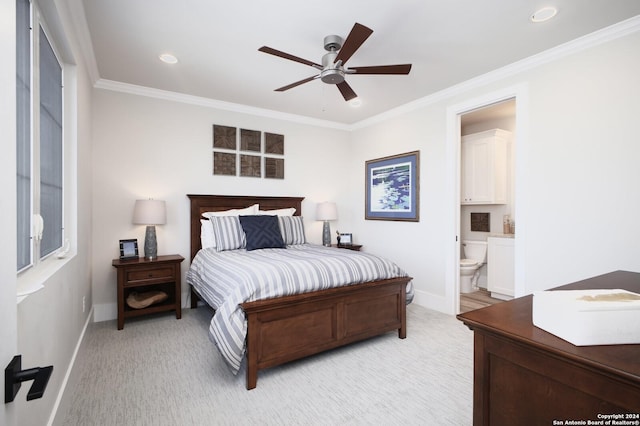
[316, 202, 337, 247]
[133, 199, 166, 260]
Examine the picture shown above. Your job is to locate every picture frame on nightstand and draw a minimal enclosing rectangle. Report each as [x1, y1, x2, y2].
[119, 239, 139, 260]
[338, 233, 352, 245]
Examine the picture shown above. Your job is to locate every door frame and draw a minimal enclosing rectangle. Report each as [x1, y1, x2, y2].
[1, 0, 18, 423]
[445, 84, 529, 314]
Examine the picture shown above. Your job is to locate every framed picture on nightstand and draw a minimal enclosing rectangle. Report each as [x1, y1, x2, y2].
[119, 239, 139, 260]
[339, 233, 352, 245]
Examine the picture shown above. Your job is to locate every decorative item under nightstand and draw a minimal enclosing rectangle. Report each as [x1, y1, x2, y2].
[126, 290, 168, 309]
[112, 254, 184, 330]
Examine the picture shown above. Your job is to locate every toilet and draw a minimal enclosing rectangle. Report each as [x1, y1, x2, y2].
[460, 240, 488, 293]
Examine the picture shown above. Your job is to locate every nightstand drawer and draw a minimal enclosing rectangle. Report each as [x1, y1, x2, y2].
[126, 267, 174, 285]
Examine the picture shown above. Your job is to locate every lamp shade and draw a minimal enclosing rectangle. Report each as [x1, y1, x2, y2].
[316, 202, 337, 221]
[133, 199, 167, 225]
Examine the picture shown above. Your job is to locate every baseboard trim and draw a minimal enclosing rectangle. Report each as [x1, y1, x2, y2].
[93, 302, 117, 322]
[47, 306, 94, 426]
[412, 289, 451, 315]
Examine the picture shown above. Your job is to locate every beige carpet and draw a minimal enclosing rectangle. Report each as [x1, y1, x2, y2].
[55, 304, 473, 426]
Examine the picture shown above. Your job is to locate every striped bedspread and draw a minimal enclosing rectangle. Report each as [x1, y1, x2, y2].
[186, 243, 414, 374]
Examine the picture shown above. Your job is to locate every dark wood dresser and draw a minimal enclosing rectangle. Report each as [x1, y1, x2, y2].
[457, 270, 640, 425]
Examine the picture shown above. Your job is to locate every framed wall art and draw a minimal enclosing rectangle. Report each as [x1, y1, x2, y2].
[365, 150, 420, 221]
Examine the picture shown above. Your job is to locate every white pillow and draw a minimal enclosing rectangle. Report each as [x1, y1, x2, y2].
[200, 219, 216, 249]
[257, 207, 296, 216]
[202, 204, 259, 219]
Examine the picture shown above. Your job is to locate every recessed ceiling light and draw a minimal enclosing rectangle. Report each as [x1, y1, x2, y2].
[349, 98, 362, 108]
[531, 7, 558, 23]
[159, 53, 178, 64]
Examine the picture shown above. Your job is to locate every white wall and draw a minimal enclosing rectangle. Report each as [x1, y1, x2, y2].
[90, 90, 353, 319]
[518, 30, 640, 288]
[11, 1, 94, 425]
[349, 28, 640, 311]
[349, 107, 453, 309]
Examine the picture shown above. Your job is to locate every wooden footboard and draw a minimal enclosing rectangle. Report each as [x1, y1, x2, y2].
[242, 276, 411, 390]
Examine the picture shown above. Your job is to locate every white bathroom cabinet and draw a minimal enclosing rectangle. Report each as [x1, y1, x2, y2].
[487, 236, 514, 300]
[461, 129, 511, 205]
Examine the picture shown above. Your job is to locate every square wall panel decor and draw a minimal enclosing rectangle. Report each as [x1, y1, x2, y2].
[213, 151, 236, 176]
[265, 132, 284, 155]
[213, 125, 237, 150]
[212, 125, 284, 178]
[240, 154, 261, 177]
[240, 129, 261, 152]
[265, 157, 284, 179]
[470, 212, 490, 232]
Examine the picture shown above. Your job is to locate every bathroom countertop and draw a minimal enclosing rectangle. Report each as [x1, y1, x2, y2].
[488, 233, 515, 238]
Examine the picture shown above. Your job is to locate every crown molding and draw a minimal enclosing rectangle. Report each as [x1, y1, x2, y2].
[351, 15, 640, 130]
[94, 79, 351, 131]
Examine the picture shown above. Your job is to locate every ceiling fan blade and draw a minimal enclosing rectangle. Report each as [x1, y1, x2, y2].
[334, 23, 373, 66]
[275, 75, 318, 92]
[259, 46, 322, 69]
[336, 81, 358, 101]
[349, 64, 412, 75]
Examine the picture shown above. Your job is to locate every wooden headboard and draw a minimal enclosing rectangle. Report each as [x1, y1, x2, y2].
[187, 194, 304, 261]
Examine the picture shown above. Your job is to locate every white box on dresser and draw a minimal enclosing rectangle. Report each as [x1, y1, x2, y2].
[532, 288, 640, 346]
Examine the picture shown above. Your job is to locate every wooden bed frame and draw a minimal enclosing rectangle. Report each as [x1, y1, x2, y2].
[187, 194, 412, 389]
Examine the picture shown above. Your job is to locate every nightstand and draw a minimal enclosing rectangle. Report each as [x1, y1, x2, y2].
[112, 254, 184, 330]
[332, 244, 363, 251]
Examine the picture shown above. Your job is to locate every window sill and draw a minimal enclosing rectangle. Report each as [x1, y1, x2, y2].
[17, 252, 75, 304]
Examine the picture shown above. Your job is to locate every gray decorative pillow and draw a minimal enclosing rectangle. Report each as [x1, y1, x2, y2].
[210, 216, 246, 251]
[278, 216, 306, 245]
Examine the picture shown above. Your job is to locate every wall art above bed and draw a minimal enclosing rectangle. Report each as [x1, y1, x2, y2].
[365, 150, 420, 222]
[212, 125, 285, 179]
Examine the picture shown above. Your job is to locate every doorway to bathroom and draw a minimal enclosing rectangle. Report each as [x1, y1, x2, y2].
[445, 84, 528, 315]
[458, 99, 516, 313]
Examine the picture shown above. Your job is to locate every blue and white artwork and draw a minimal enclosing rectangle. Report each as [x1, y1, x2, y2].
[366, 151, 419, 221]
[370, 161, 412, 212]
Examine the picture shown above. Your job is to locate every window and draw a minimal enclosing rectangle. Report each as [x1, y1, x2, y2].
[16, 0, 64, 272]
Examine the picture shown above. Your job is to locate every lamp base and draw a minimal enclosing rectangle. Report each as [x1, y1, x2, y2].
[144, 225, 158, 260]
[322, 221, 331, 247]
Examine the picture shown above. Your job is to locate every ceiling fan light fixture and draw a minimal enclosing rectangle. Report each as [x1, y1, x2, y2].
[531, 7, 558, 23]
[258, 22, 411, 102]
[349, 98, 362, 108]
[321, 68, 345, 84]
[159, 53, 178, 64]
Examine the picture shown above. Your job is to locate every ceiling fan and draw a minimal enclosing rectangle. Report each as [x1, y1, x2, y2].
[258, 23, 412, 102]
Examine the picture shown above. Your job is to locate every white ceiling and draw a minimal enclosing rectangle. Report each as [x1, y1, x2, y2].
[80, 0, 640, 125]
